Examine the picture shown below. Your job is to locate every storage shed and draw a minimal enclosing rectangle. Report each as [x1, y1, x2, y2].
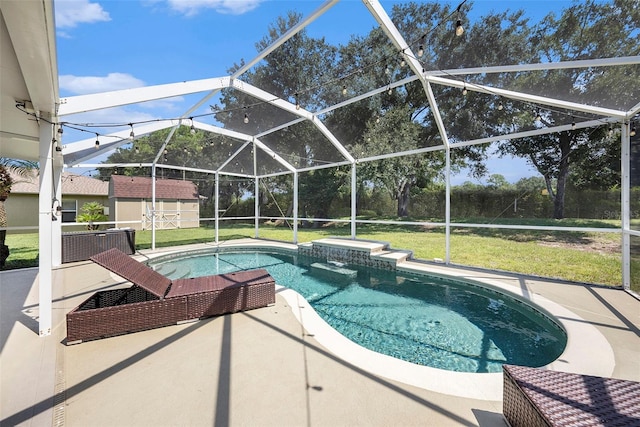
[109, 176, 200, 230]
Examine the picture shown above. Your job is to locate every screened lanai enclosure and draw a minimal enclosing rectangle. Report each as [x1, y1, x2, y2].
[1, 0, 639, 337]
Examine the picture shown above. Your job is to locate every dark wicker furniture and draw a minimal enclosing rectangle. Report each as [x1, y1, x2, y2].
[66, 248, 276, 343]
[62, 229, 136, 263]
[503, 364, 640, 427]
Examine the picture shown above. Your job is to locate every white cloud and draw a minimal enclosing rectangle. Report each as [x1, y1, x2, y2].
[59, 73, 145, 95]
[166, 0, 263, 16]
[55, 0, 111, 28]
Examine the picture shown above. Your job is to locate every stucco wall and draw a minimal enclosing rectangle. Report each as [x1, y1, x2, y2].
[4, 194, 108, 233]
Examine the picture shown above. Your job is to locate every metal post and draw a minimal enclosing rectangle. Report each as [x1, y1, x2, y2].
[621, 122, 631, 290]
[293, 171, 299, 243]
[38, 121, 54, 336]
[351, 163, 357, 239]
[254, 143, 259, 238]
[445, 146, 451, 264]
[151, 164, 156, 250]
[215, 172, 219, 244]
[255, 175, 259, 238]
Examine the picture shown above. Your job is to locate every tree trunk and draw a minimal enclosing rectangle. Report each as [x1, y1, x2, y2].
[397, 181, 411, 217]
[553, 134, 572, 219]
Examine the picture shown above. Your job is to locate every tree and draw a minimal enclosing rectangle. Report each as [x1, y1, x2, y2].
[496, 0, 639, 218]
[335, 2, 536, 216]
[487, 174, 512, 190]
[0, 159, 37, 268]
[214, 11, 346, 220]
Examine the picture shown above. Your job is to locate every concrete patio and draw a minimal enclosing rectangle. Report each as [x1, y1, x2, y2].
[1, 240, 639, 426]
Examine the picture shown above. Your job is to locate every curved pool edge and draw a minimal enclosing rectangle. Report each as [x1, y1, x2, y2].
[277, 285, 504, 401]
[398, 261, 616, 380]
[137, 239, 616, 401]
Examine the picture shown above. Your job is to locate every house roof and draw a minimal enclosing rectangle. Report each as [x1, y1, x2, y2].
[9, 170, 108, 196]
[110, 175, 199, 200]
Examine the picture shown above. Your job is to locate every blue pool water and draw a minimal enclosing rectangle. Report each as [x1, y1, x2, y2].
[149, 250, 567, 373]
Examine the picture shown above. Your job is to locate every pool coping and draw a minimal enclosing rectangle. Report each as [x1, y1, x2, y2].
[138, 239, 615, 402]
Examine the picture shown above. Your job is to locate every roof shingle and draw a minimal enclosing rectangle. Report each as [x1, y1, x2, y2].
[9, 170, 108, 196]
[110, 176, 199, 200]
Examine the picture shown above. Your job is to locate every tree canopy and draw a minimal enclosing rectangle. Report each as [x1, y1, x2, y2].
[100, 0, 639, 220]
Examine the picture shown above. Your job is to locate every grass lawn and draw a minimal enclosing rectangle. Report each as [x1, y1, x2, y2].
[3, 220, 636, 292]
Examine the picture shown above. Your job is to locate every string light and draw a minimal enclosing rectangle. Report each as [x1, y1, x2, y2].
[608, 126, 613, 136]
[462, 83, 467, 96]
[455, 4, 464, 37]
[16, 2, 606, 156]
[535, 110, 542, 122]
[455, 19, 464, 36]
[342, 85, 347, 96]
[190, 117, 196, 134]
[631, 122, 637, 137]
[244, 113, 249, 124]
[571, 118, 576, 130]
[94, 134, 100, 149]
[135, 144, 139, 154]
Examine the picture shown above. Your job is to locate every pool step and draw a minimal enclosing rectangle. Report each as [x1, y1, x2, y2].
[371, 249, 413, 266]
[152, 263, 192, 279]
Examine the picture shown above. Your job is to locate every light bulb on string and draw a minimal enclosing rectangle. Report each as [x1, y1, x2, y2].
[385, 64, 391, 75]
[190, 118, 196, 134]
[608, 126, 613, 136]
[244, 113, 249, 124]
[388, 85, 393, 95]
[94, 134, 100, 149]
[135, 144, 139, 154]
[497, 101, 503, 111]
[535, 110, 542, 123]
[418, 37, 425, 57]
[571, 118, 576, 130]
[462, 83, 467, 96]
[455, 19, 464, 36]
[129, 124, 135, 141]
[400, 56, 406, 68]
[342, 85, 347, 96]
[631, 122, 637, 137]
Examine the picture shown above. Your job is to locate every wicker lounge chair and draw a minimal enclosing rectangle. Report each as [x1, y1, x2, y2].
[66, 248, 276, 344]
[503, 364, 640, 427]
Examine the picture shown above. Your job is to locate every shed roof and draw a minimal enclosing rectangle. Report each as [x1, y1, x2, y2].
[9, 170, 108, 196]
[110, 175, 199, 200]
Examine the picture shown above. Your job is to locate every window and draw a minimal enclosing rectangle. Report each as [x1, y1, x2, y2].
[61, 199, 77, 222]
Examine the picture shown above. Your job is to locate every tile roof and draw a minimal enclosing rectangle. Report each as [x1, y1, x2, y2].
[110, 175, 199, 200]
[8, 170, 108, 196]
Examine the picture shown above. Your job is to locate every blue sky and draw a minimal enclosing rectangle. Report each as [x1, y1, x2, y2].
[54, 0, 578, 183]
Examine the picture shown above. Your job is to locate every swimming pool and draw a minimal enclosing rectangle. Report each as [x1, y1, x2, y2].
[149, 249, 567, 374]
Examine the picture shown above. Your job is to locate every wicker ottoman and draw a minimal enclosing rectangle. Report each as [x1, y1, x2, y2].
[503, 364, 640, 427]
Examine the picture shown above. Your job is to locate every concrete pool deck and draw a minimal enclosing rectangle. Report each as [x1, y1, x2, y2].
[1, 238, 639, 426]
